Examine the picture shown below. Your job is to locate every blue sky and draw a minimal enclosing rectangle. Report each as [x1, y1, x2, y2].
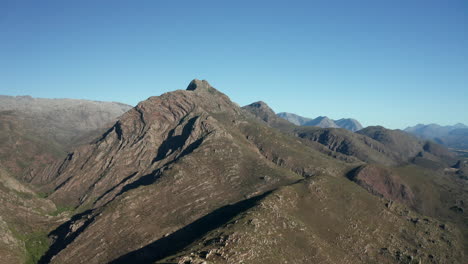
[1, 0, 467, 129]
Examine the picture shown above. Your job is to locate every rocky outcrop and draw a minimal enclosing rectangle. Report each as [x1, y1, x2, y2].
[347, 165, 415, 206]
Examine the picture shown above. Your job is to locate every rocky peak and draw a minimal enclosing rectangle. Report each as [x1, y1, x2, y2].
[186, 79, 213, 91]
[242, 101, 277, 123]
[247, 101, 273, 111]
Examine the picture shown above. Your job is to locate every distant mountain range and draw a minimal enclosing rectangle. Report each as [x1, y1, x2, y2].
[277, 112, 363, 132]
[405, 123, 468, 150]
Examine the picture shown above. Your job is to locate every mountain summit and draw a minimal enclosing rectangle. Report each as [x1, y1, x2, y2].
[186, 79, 213, 91]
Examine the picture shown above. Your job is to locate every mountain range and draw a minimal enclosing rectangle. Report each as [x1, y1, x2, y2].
[405, 123, 468, 150]
[277, 112, 363, 132]
[0, 80, 466, 264]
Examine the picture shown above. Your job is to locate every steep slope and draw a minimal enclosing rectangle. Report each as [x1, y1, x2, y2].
[0, 97, 132, 263]
[27, 80, 465, 264]
[36, 80, 346, 264]
[0, 164, 59, 264]
[159, 175, 464, 264]
[243, 102, 293, 130]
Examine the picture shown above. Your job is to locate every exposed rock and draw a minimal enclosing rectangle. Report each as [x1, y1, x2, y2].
[347, 165, 415, 206]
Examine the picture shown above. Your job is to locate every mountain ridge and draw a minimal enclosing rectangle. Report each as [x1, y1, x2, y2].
[0, 80, 466, 263]
[277, 112, 363, 132]
[405, 123, 468, 150]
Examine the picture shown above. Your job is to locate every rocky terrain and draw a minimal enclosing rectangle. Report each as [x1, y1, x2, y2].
[0, 80, 466, 263]
[0, 96, 132, 263]
[277, 112, 363, 132]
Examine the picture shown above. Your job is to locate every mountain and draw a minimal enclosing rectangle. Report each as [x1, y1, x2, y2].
[0, 80, 466, 263]
[253, 105, 456, 168]
[0, 96, 132, 262]
[276, 112, 312, 126]
[304, 116, 340, 128]
[277, 112, 363, 132]
[245, 100, 467, 253]
[0, 96, 132, 181]
[405, 123, 468, 150]
[0, 95, 132, 149]
[335, 118, 364, 132]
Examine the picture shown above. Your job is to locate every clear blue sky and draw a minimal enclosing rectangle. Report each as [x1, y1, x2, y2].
[1, 0, 467, 129]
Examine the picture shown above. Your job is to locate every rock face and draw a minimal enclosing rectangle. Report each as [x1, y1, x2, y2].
[277, 112, 363, 132]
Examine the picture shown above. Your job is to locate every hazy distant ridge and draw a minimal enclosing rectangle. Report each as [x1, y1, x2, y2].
[277, 112, 363, 132]
[405, 123, 468, 150]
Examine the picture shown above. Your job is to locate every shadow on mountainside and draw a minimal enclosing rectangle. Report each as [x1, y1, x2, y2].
[38, 209, 96, 264]
[109, 191, 273, 264]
